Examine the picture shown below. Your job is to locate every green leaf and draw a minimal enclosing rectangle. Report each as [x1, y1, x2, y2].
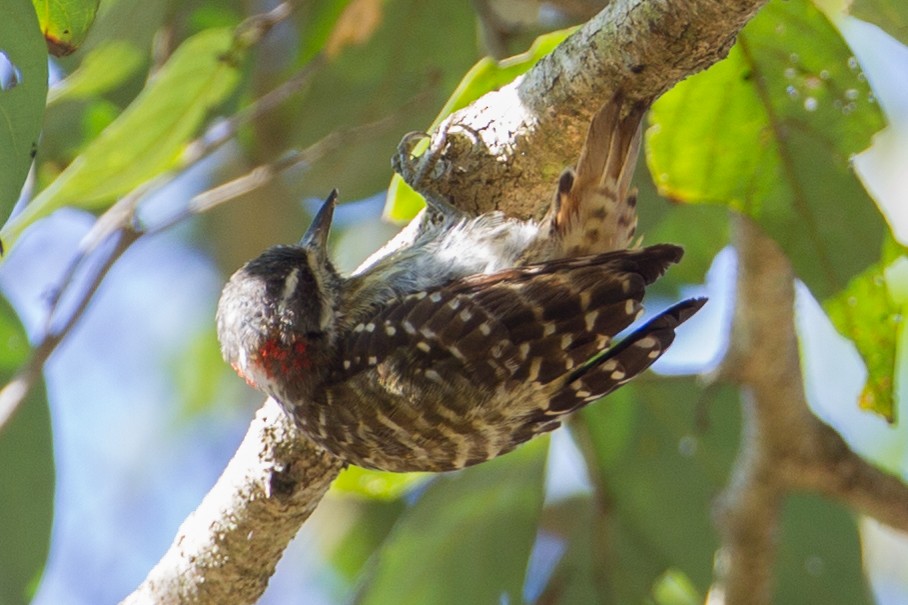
[356, 439, 546, 605]
[47, 40, 144, 105]
[577, 379, 870, 602]
[774, 494, 871, 604]
[578, 381, 740, 598]
[647, 0, 886, 300]
[0, 0, 48, 227]
[332, 466, 427, 501]
[277, 0, 480, 203]
[384, 28, 575, 222]
[651, 569, 702, 605]
[1, 27, 242, 250]
[848, 0, 908, 46]
[32, 0, 100, 56]
[296, 0, 354, 64]
[0, 297, 54, 605]
[824, 249, 906, 421]
[330, 499, 406, 583]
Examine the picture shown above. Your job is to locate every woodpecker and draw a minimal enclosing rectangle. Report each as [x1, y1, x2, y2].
[217, 97, 705, 472]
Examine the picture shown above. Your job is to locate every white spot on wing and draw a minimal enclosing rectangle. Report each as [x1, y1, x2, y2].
[584, 311, 598, 331]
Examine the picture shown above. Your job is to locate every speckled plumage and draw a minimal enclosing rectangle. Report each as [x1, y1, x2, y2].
[216, 97, 705, 472]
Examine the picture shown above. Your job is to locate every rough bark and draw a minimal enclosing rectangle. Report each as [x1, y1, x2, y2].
[398, 0, 766, 218]
[121, 400, 344, 605]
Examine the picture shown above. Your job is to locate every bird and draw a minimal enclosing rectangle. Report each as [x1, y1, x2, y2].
[216, 95, 705, 472]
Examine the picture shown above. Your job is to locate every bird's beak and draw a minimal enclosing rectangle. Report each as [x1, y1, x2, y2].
[300, 189, 338, 251]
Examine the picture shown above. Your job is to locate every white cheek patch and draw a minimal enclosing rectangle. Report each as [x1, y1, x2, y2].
[280, 268, 300, 309]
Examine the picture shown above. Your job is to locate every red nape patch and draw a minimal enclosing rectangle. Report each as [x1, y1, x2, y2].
[258, 338, 311, 377]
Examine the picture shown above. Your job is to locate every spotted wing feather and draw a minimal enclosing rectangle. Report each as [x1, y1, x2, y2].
[336, 244, 686, 401]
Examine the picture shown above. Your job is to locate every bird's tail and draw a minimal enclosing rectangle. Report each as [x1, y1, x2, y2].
[553, 95, 649, 256]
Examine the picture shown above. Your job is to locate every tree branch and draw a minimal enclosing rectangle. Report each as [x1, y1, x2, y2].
[399, 0, 767, 218]
[122, 400, 344, 605]
[709, 215, 908, 604]
[123, 0, 775, 602]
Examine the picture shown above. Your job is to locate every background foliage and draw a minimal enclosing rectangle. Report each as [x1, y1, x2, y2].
[0, 0, 906, 603]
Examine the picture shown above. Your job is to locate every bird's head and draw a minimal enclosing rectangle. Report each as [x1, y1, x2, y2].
[216, 190, 342, 398]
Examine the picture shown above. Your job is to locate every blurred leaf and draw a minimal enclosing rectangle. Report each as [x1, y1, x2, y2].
[171, 327, 231, 417]
[295, 0, 353, 63]
[651, 569, 702, 605]
[188, 2, 242, 31]
[324, 0, 382, 59]
[1, 28, 243, 250]
[0, 297, 54, 605]
[332, 466, 427, 501]
[578, 379, 871, 602]
[647, 0, 886, 300]
[32, 0, 101, 56]
[848, 0, 908, 45]
[331, 498, 406, 582]
[282, 0, 479, 202]
[824, 254, 904, 421]
[0, 0, 48, 226]
[642, 201, 730, 288]
[356, 439, 546, 605]
[81, 98, 119, 139]
[384, 28, 575, 222]
[577, 380, 740, 598]
[774, 494, 871, 604]
[537, 494, 672, 603]
[47, 40, 144, 105]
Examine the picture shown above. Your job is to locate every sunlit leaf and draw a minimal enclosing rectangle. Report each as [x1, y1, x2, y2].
[1, 28, 243, 250]
[848, 0, 908, 45]
[647, 0, 886, 300]
[651, 569, 702, 605]
[0, 297, 54, 605]
[32, 0, 101, 56]
[0, 0, 48, 227]
[824, 251, 906, 421]
[356, 439, 546, 605]
[332, 466, 427, 501]
[384, 28, 574, 222]
[47, 40, 144, 105]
